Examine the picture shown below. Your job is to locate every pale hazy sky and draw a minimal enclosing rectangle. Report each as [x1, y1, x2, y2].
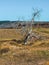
[0, 0, 49, 21]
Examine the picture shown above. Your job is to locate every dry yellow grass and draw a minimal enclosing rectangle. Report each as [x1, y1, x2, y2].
[0, 29, 26, 41]
[0, 28, 49, 65]
[45, 61, 49, 65]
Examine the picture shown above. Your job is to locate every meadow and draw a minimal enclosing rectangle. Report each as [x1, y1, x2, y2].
[0, 28, 49, 65]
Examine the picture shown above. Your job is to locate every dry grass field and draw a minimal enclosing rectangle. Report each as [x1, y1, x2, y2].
[0, 28, 49, 65]
[0, 29, 27, 41]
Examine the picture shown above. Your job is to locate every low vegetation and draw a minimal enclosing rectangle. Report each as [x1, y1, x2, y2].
[0, 28, 49, 65]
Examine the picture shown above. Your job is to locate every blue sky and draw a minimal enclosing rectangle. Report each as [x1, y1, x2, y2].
[0, 0, 49, 21]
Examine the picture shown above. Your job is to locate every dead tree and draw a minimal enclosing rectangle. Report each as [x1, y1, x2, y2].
[31, 8, 41, 32]
[24, 8, 41, 45]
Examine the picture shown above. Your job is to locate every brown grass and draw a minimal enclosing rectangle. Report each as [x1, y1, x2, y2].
[0, 28, 49, 65]
[0, 29, 26, 41]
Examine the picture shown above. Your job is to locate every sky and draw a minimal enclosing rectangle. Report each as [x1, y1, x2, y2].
[0, 0, 49, 21]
